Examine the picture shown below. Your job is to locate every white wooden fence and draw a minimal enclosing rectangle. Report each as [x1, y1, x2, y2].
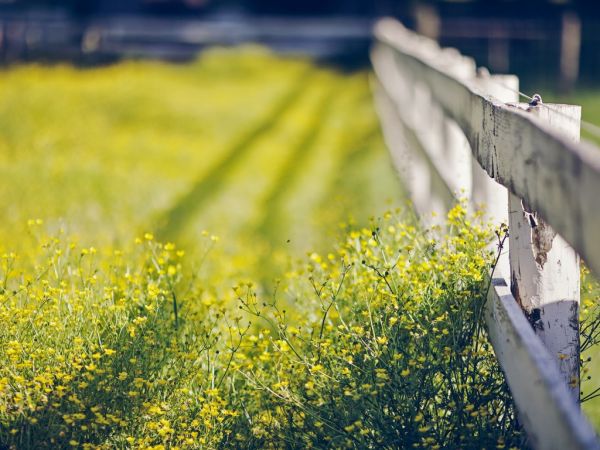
[371, 18, 600, 450]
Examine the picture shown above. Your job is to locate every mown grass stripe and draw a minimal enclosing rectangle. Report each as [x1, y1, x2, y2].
[268, 89, 385, 250]
[156, 70, 312, 240]
[254, 87, 340, 243]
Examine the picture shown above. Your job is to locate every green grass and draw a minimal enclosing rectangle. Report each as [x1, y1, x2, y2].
[0, 46, 597, 446]
[0, 48, 404, 266]
[578, 86, 600, 427]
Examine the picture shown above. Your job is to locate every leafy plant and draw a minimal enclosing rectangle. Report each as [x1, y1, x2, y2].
[0, 205, 527, 449]
[230, 203, 522, 449]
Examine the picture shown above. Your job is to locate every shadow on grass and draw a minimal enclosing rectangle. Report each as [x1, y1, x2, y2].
[156, 71, 311, 240]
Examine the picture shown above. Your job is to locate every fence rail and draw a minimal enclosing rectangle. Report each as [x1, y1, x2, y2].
[371, 18, 600, 449]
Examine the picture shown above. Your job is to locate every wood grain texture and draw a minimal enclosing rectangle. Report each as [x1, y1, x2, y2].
[507, 104, 581, 401]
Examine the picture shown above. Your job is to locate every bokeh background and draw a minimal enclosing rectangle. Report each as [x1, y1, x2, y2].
[1, 0, 600, 91]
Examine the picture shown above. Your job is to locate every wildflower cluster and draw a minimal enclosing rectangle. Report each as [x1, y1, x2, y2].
[0, 231, 239, 449]
[0, 51, 539, 448]
[0, 205, 526, 449]
[229, 203, 523, 449]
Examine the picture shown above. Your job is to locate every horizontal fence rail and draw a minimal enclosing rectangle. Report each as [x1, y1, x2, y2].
[371, 18, 600, 449]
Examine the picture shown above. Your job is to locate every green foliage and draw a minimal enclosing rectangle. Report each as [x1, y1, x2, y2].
[0, 231, 239, 449]
[0, 206, 523, 449]
[230, 204, 521, 449]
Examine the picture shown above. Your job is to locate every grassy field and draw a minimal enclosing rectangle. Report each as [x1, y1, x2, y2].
[0, 48, 404, 271]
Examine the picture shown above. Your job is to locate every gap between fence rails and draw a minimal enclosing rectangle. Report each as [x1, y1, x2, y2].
[482, 76, 600, 140]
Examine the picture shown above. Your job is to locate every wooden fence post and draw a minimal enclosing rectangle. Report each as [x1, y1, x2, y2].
[560, 11, 581, 94]
[414, 3, 440, 41]
[509, 101, 581, 400]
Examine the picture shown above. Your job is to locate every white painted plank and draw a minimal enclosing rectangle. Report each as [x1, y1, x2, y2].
[509, 103, 581, 400]
[486, 277, 599, 450]
[374, 19, 600, 280]
[371, 45, 454, 202]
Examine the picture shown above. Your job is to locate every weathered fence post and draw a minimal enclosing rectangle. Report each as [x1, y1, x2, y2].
[509, 101, 582, 400]
[414, 3, 440, 41]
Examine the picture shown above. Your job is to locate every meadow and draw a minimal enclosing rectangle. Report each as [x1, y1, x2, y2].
[3, 47, 599, 448]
